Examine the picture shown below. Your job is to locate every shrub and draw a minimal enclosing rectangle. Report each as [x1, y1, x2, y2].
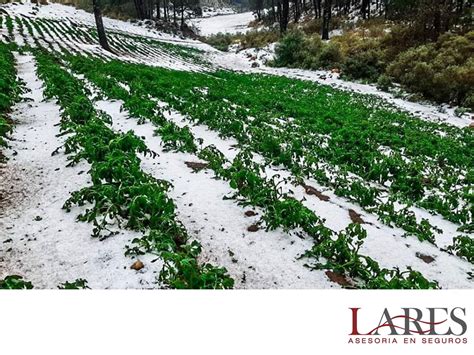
[204, 29, 279, 52]
[342, 49, 385, 81]
[376, 74, 393, 91]
[300, 18, 323, 35]
[300, 16, 342, 36]
[203, 32, 234, 52]
[463, 92, 474, 109]
[318, 42, 343, 69]
[240, 29, 279, 49]
[301, 34, 324, 69]
[387, 31, 474, 108]
[333, 32, 384, 78]
[381, 24, 427, 61]
[272, 29, 307, 67]
[272, 22, 473, 109]
[273, 30, 343, 70]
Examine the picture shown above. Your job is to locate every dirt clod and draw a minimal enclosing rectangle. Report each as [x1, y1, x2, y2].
[416, 252, 435, 264]
[244, 210, 257, 217]
[422, 177, 432, 185]
[325, 270, 351, 287]
[185, 161, 208, 172]
[302, 184, 330, 201]
[130, 260, 144, 271]
[247, 224, 259, 232]
[348, 209, 365, 224]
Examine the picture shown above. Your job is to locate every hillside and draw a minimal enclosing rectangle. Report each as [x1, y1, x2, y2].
[0, 1, 473, 289]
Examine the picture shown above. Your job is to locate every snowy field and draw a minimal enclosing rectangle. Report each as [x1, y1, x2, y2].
[0, 2, 472, 289]
[190, 11, 256, 36]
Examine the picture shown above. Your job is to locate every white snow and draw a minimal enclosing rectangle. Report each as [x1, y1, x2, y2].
[1, 1, 212, 71]
[152, 102, 474, 289]
[95, 98, 334, 289]
[190, 11, 256, 36]
[0, 54, 162, 289]
[228, 43, 276, 68]
[200, 6, 236, 18]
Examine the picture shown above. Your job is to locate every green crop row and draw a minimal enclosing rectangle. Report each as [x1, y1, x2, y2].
[64, 55, 466, 245]
[444, 235, 474, 264]
[0, 275, 90, 289]
[14, 16, 24, 38]
[200, 146, 438, 289]
[19, 14, 206, 65]
[33, 49, 233, 289]
[0, 275, 33, 289]
[65, 53, 439, 289]
[5, 15, 14, 39]
[21, 17, 35, 39]
[0, 42, 21, 155]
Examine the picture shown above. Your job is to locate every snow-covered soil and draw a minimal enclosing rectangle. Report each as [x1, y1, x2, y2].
[0, 1, 211, 71]
[200, 6, 236, 18]
[0, 54, 161, 288]
[151, 98, 474, 289]
[8, 2, 201, 45]
[190, 11, 256, 36]
[0, 2, 472, 289]
[95, 99, 334, 289]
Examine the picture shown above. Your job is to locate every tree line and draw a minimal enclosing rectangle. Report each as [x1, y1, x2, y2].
[92, 0, 472, 43]
[133, 0, 201, 28]
[91, 0, 201, 51]
[90, 0, 471, 51]
[86, 0, 202, 27]
[250, 0, 471, 38]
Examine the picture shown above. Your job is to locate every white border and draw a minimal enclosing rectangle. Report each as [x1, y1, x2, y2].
[0, 290, 472, 355]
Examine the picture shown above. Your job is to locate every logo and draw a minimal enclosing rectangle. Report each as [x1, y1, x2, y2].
[348, 307, 468, 345]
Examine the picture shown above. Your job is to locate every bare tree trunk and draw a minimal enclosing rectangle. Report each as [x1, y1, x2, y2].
[173, 1, 177, 23]
[134, 0, 145, 19]
[294, 0, 300, 22]
[361, 0, 369, 19]
[92, 0, 111, 52]
[271, 0, 276, 22]
[321, 0, 332, 40]
[312, 0, 318, 17]
[280, 0, 289, 33]
[277, 0, 282, 23]
[433, 9, 441, 38]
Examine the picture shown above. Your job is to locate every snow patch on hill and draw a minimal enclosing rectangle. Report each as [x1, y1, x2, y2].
[190, 11, 255, 36]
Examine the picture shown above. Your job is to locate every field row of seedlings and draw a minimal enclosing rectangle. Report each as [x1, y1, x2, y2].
[0, 10, 322, 289]
[2, 47, 166, 289]
[59, 52, 474, 289]
[29, 50, 235, 289]
[1, 46, 472, 288]
[0, 11, 206, 70]
[0, 43, 21, 157]
[66, 58, 473, 224]
[0, 42, 235, 288]
[0, 275, 91, 290]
